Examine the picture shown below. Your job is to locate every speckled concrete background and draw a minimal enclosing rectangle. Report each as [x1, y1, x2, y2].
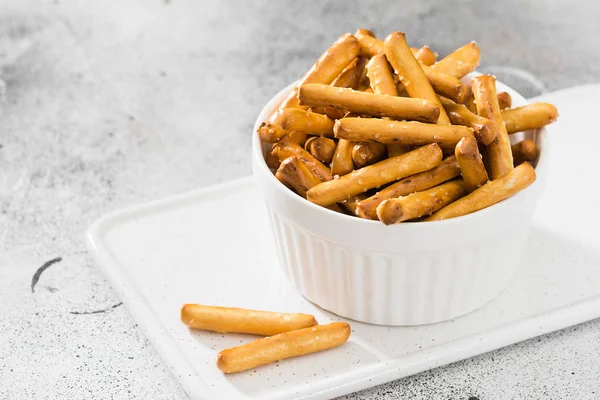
[1, 0, 599, 399]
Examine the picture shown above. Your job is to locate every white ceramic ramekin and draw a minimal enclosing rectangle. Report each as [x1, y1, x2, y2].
[252, 76, 547, 326]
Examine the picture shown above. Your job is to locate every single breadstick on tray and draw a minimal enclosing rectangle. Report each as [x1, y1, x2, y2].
[181, 304, 317, 336]
[354, 29, 383, 57]
[306, 137, 337, 164]
[502, 103, 558, 134]
[272, 142, 332, 181]
[216, 322, 351, 374]
[440, 96, 492, 142]
[431, 42, 480, 78]
[276, 156, 325, 198]
[497, 91, 512, 110]
[414, 46, 437, 66]
[472, 75, 514, 178]
[258, 34, 359, 141]
[512, 139, 539, 166]
[384, 32, 450, 124]
[356, 155, 460, 219]
[377, 180, 466, 224]
[334, 118, 474, 148]
[352, 142, 386, 168]
[455, 136, 489, 192]
[425, 162, 536, 221]
[298, 84, 440, 123]
[307, 143, 443, 206]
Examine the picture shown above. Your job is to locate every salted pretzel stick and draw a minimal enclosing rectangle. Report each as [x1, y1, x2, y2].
[305, 137, 337, 163]
[384, 32, 450, 124]
[265, 131, 308, 168]
[258, 34, 359, 141]
[472, 75, 514, 178]
[272, 109, 335, 138]
[356, 156, 460, 219]
[331, 139, 355, 176]
[366, 54, 398, 97]
[420, 64, 469, 103]
[276, 156, 325, 198]
[455, 136, 489, 192]
[272, 142, 332, 181]
[365, 53, 411, 157]
[440, 96, 493, 143]
[354, 29, 383, 57]
[307, 144, 443, 206]
[340, 193, 367, 216]
[316, 56, 370, 120]
[425, 162, 536, 221]
[216, 322, 351, 374]
[497, 91, 512, 110]
[512, 139, 539, 166]
[414, 46, 437, 66]
[181, 304, 317, 336]
[431, 42, 480, 78]
[334, 118, 474, 148]
[377, 180, 466, 224]
[502, 103, 559, 134]
[298, 84, 440, 123]
[352, 142, 386, 168]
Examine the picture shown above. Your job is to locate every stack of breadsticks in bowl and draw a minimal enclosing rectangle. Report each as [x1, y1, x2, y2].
[252, 30, 557, 326]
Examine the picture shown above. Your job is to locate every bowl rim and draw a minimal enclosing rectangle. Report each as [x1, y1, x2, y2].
[252, 74, 548, 230]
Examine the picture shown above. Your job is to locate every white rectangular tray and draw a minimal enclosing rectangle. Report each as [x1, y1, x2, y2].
[87, 85, 600, 400]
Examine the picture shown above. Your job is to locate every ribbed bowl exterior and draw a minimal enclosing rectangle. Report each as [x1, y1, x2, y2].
[266, 208, 529, 326]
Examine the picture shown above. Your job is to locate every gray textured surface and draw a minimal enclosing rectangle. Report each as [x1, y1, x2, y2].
[1, 0, 599, 399]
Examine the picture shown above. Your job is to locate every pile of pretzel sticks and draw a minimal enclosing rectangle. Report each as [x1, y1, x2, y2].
[258, 30, 558, 224]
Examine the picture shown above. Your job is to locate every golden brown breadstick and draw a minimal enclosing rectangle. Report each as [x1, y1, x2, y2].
[512, 139, 539, 166]
[425, 162, 536, 221]
[352, 142, 386, 168]
[216, 322, 351, 374]
[272, 142, 332, 181]
[307, 144, 443, 206]
[276, 108, 335, 138]
[384, 32, 450, 124]
[332, 56, 369, 90]
[280, 130, 308, 146]
[334, 118, 474, 148]
[276, 156, 324, 198]
[440, 96, 493, 143]
[502, 103, 559, 134]
[365, 54, 411, 157]
[497, 91, 512, 110]
[356, 155, 460, 219]
[306, 137, 337, 164]
[420, 64, 469, 103]
[431, 42, 480, 78]
[340, 193, 367, 216]
[377, 180, 466, 224]
[298, 84, 440, 123]
[258, 34, 359, 141]
[465, 92, 477, 113]
[181, 304, 317, 336]
[472, 75, 514, 178]
[455, 136, 489, 192]
[331, 139, 355, 176]
[366, 54, 398, 96]
[354, 29, 383, 57]
[414, 46, 437, 66]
